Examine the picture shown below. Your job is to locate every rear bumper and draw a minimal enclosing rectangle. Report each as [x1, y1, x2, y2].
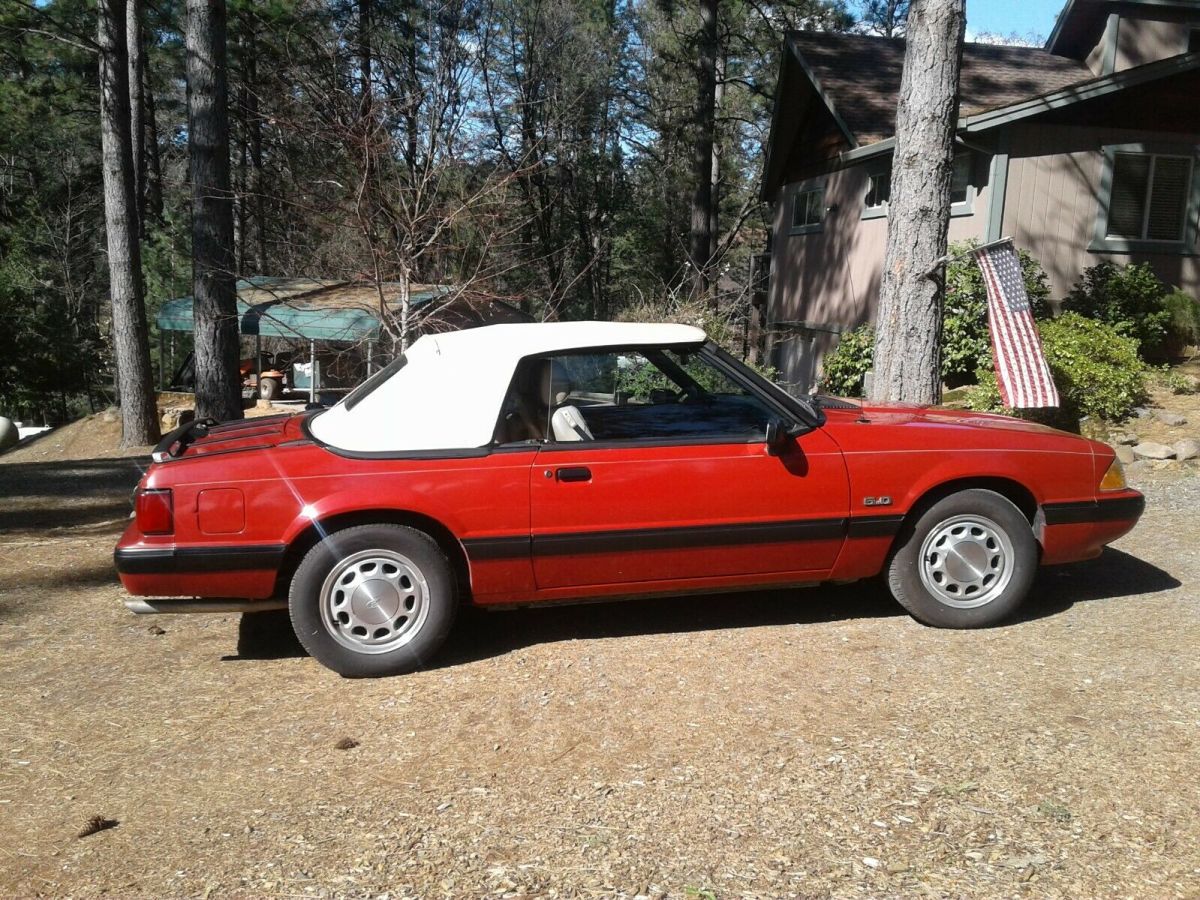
[1040, 492, 1145, 565]
[114, 523, 284, 599]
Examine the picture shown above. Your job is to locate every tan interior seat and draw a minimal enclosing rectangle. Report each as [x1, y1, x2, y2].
[550, 405, 594, 441]
[499, 358, 577, 443]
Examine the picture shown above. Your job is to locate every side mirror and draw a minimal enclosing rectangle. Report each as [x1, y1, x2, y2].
[765, 419, 790, 455]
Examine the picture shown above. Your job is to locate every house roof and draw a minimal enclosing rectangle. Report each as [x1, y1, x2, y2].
[787, 32, 1094, 146]
[763, 28, 1200, 196]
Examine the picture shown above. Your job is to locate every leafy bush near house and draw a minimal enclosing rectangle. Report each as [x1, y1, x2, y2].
[964, 313, 1148, 421]
[819, 241, 1052, 395]
[1163, 289, 1200, 350]
[1062, 262, 1173, 358]
[940, 240, 1051, 386]
[818, 323, 875, 396]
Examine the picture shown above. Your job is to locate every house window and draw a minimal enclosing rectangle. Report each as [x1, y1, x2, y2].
[1107, 152, 1193, 242]
[859, 154, 973, 221]
[862, 166, 890, 219]
[949, 153, 975, 215]
[790, 184, 825, 234]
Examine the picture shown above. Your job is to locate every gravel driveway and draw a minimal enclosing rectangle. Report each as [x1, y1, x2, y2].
[0, 457, 1197, 898]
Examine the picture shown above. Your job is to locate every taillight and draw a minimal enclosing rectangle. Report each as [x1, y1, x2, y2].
[1098, 457, 1127, 492]
[136, 489, 174, 534]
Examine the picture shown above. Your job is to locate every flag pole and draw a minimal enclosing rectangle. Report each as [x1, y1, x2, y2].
[921, 235, 1014, 280]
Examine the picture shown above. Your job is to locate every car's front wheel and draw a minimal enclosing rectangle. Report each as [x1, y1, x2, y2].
[886, 489, 1037, 628]
[289, 524, 457, 677]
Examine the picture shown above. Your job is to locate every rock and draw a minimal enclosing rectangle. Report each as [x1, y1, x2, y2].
[1133, 406, 1153, 419]
[1154, 409, 1188, 426]
[1174, 439, 1200, 462]
[101, 407, 120, 423]
[0, 417, 17, 452]
[1114, 432, 1140, 446]
[161, 407, 194, 432]
[1114, 445, 1136, 465]
[1133, 441, 1176, 461]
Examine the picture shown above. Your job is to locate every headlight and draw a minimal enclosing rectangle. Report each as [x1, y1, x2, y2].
[1099, 457, 1127, 492]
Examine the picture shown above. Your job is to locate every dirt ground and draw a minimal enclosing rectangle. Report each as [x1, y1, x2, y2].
[1, 423, 1198, 898]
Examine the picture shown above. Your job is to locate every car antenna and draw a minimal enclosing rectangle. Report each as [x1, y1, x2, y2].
[856, 370, 871, 423]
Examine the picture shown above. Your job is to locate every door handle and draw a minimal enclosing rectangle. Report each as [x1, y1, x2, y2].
[556, 466, 591, 483]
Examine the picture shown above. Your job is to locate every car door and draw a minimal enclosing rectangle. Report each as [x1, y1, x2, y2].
[527, 347, 850, 591]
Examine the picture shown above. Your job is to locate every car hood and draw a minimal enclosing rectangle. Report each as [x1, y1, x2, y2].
[816, 401, 1096, 454]
[826, 402, 1068, 436]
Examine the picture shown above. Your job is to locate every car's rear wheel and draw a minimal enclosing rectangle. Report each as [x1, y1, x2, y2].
[289, 524, 457, 677]
[886, 489, 1036, 628]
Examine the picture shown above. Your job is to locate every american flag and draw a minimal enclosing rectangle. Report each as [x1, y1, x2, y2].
[973, 240, 1060, 409]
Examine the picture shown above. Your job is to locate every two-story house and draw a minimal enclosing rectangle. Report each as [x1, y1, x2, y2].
[762, 0, 1200, 391]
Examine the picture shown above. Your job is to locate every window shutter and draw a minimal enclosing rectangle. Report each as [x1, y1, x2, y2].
[1146, 156, 1191, 241]
[1108, 153, 1150, 238]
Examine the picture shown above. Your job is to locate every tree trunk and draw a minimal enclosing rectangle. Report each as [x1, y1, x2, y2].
[708, 47, 725, 299]
[97, 0, 161, 446]
[689, 0, 718, 299]
[246, 27, 267, 272]
[869, 0, 965, 404]
[187, 0, 243, 421]
[143, 30, 164, 223]
[126, 0, 145, 235]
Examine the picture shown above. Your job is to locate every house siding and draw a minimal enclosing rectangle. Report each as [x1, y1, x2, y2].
[1001, 123, 1200, 299]
[1114, 9, 1197, 71]
[768, 158, 990, 390]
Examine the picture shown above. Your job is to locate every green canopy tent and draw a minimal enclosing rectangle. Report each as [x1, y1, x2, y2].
[156, 277, 454, 400]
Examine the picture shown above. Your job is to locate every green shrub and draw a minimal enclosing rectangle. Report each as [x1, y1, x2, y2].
[818, 323, 875, 395]
[1062, 262, 1172, 357]
[964, 313, 1147, 422]
[1163, 289, 1200, 351]
[820, 241, 1052, 395]
[941, 240, 1051, 386]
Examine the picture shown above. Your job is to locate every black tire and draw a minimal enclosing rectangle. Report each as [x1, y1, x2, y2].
[258, 376, 281, 401]
[288, 524, 457, 677]
[886, 489, 1036, 628]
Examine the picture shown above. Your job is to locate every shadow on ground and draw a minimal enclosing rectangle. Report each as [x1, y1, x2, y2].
[0, 458, 146, 533]
[230, 547, 1179, 671]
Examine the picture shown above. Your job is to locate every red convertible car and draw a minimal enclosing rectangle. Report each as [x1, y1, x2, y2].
[115, 322, 1143, 677]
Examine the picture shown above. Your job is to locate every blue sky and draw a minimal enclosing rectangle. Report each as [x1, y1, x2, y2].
[965, 0, 1065, 42]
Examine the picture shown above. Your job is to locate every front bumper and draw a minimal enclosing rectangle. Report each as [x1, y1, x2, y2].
[1040, 491, 1145, 565]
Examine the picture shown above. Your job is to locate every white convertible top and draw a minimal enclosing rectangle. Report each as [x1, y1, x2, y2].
[310, 321, 707, 452]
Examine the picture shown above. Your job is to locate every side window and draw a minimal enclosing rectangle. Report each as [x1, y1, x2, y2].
[950, 152, 975, 215]
[863, 164, 891, 219]
[500, 349, 776, 444]
[1106, 151, 1192, 242]
[790, 184, 825, 234]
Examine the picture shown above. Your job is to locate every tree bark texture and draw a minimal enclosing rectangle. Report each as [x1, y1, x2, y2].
[143, 37, 164, 222]
[97, 0, 161, 446]
[869, 0, 964, 404]
[187, 0, 243, 421]
[126, 0, 145, 234]
[688, 0, 717, 299]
